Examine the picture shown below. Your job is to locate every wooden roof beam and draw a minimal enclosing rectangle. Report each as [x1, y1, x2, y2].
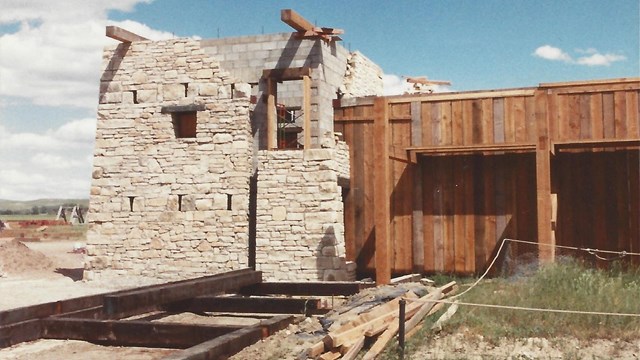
[106, 26, 149, 43]
[281, 9, 315, 32]
[405, 76, 451, 86]
[281, 9, 343, 42]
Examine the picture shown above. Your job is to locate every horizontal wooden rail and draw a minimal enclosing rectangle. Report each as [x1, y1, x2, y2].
[42, 318, 243, 348]
[165, 296, 328, 316]
[552, 139, 640, 153]
[103, 269, 262, 318]
[240, 281, 374, 296]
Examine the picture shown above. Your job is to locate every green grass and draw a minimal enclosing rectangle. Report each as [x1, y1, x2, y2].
[378, 258, 640, 359]
[436, 259, 640, 341]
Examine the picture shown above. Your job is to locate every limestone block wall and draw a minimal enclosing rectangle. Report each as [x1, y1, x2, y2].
[341, 51, 384, 98]
[255, 140, 354, 281]
[86, 38, 253, 280]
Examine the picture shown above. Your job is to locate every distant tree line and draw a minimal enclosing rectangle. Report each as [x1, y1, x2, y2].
[0, 203, 86, 216]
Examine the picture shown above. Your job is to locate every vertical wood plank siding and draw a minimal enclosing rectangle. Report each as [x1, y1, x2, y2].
[334, 80, 640, 276]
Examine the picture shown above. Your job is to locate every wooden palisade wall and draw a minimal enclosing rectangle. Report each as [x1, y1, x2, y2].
[334, 78, 640, 279]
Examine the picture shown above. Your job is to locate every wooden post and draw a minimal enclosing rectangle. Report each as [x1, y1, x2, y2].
[266, 78, 277, 150]
[535, 89, 555, 263]
[303, 75, 312, 149]
[410, 101, 424, 271]
[373, 97, 392, 285]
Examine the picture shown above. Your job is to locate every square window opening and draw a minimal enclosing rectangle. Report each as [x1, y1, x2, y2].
[172, 111, 197, 138]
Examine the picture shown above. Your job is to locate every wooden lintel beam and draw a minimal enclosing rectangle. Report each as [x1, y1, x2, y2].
[103, 269, 262, 318]
[42, 318, 242, 349]
[239, 281, 374, 296]
[262, 67, 311, 81]
[165, 296, 328, 316]
[161, 104, 206, 114]
[281, 9, 315, 32]
[106, 26, 149, 43]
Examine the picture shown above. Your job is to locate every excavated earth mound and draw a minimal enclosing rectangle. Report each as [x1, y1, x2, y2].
[0, 239, 55, 275]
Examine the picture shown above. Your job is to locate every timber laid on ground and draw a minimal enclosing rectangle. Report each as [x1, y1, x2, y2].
[0, 269, 374, 359]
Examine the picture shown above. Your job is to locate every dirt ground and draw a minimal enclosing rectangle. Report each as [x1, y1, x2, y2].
[1, 236, 639, 359]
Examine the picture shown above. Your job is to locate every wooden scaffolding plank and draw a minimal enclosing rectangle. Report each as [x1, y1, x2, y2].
[103, 269, 262, 318]
[373, 97, 391, 284]
[42, 318, 243, 349]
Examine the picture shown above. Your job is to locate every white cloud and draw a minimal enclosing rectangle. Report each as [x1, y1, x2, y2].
[0, 1, 181, 109]
[383, 74, 452, 96]
[576, 53, 627, 67]
[532, 45, 572, 63]
[383, 74, 413, 95]
[533, 45, 626, 67]
[0, 120, 95, 200]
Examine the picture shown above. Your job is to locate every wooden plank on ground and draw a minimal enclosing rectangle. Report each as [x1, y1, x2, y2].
[103, 269, 262, 318]
[165, 296, 327, 316]
[0, 293, 104, 326]
[42, 318, 243, 348]
[161, 326, 262, 360]
[362, 289, 443, 360]
[0, 319, 42, 348]
[240, 281, 373, 296]
[341, 335, 365, 360]
[390, 274, 422, 284]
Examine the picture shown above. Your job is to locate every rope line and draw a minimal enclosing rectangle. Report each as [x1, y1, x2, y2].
[504, 238, 640, 257]
[407, 237, 640, 318]
[404, 298, 640, 318]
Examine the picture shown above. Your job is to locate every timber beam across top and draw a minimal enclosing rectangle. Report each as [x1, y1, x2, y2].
[552, 139, 640, 154]
[281, 9, 343, 42]
[106, 26, 149, 43]
[406, 143, 537, 160]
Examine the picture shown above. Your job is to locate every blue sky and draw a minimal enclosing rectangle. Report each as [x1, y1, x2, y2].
[0, 0, 638, 200]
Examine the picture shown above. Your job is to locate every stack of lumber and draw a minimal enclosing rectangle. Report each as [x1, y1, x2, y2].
[306, 281, 456, 360]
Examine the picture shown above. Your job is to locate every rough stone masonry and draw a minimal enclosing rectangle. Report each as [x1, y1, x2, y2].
[86, 31, 382, 281]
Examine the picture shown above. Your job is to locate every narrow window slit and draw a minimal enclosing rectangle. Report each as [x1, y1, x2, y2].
[128, 196, 135, 212]
[131, 90, 138, 104]
[178, 194, 184, 212]
[227, 194, 232, 210]
[182, 83, 189, 97]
